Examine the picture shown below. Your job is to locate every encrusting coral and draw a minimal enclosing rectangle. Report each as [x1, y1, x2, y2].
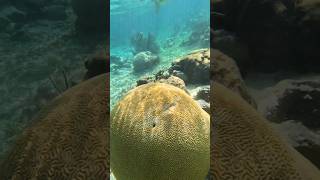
[111, 83, 210, 180]
[0, 74, 109, 179]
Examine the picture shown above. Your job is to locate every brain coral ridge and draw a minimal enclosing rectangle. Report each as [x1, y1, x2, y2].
[111, 82, 210, 180]
[210, 82, 320, 180]
[0, 74, 109, 179]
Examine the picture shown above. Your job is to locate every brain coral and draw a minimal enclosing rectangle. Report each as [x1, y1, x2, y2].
[210, 82, 320, 180]
[0, 74, 109, 179]
[111, 83, 210, 180]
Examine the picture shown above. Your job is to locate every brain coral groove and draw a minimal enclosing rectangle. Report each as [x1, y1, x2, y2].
[210, 82, 320, 180]
[111, 83, 210, 180]
[0, 74, 109, 179]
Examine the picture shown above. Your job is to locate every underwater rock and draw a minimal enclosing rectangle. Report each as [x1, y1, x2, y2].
[132, 51, 159, 73]
[189, 85, 210, 113]
[111, 83, 209, 180]
[171, 70, 187, 82]
[258, 79, 320, 130]
[136, 74, 187, 92]
[0, 74, 109, 179]
[71, 0, 108, 34]
[130, 32, 160, 55]
[195, 85, 210, 102]
[158, 75, 187, 92]
[272, 120, 320, 148]
[211, 82, 320, 179]
[84, 50, 109, 80]
[170, 48, 210, 84]
[211, 49, 256, 107]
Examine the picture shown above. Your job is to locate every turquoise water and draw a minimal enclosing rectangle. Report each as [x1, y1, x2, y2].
[110, 0, 210, 108]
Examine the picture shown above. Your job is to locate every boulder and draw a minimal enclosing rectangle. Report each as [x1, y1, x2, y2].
[132, 51, 159, 73]
[170, 48, 210, 84]
[158, 75, 187, 92]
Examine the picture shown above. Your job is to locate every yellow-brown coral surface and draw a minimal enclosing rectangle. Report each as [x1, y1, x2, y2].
[0, 74, 109, 179]
[210, 82, 320, 179]
[111, 83, 210, 180]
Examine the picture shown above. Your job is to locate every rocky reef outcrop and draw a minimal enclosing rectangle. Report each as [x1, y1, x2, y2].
[210, 1, 320, 165]
[132, 51, 160, 73]
[261, 80, 320, 129]
[249, 78, 320, 168]
[135, 49, 211, 114]
[169, 49, 210, 84]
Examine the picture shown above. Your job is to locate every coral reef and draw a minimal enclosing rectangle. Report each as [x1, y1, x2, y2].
[212, 0, 320, 74]
[210, 82, 320, 179]
[0, 0, 105, 161]
[261, 79, 320, 129]
[157, 75, 187, 92]
[211, 0, 320, 169]
[132, 51, 159, 73]
[135, 48, 212, 115]
[111, 83, 209, 180]
[0, 74, 109, 179]
[169, 48, 210, 84]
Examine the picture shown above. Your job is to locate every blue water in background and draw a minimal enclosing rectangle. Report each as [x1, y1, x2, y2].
[110, 0, 209, 108]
